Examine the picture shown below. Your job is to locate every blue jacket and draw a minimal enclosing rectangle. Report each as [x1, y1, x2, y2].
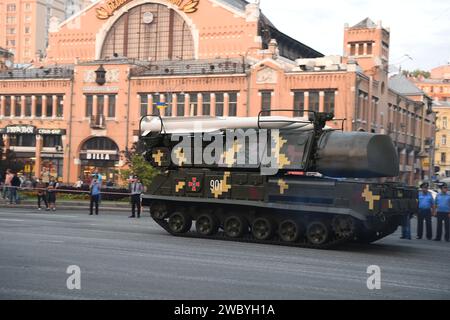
[418, 191, 434, 210]
[435, 193, 450, 213]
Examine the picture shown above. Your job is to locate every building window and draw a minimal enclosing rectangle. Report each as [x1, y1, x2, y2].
[4, 96, 11, 117]
[202, 93, 211, 116]
[107, 95, 116, 118]
[35, 96, 42, 117]
[366, 43, 373, 55]
[189, 93, 198, 116]
[177, 94, 185, 116]
[215, 93, 224, 116]
[350, 44, 356, 56]
[324, 91, 335, 114]
[260, 91, 272, 112]
[25, 26, 31, 34]
[441, 153, 446, 164]
[57, 96, 64, 117]
[358, 43, 364, 55]
[7, 3, 16, 11]
[97, 95, 105, 115]
[228, 92, 237, 117]
[43, 135, 62, 148]
[85, 95, 93, 117]
[25, 3, 31, 11]
[7, 28, 16, 35]
[443, 117, 447, 129]
[7, 40, 15, 46]
[9, 134, 36, 147]
[101, 3, 195, 61]
[140, 94, 148, 117]
[6, 16, 16, 24]
[293, 91, 305, 117]
[14, 96, 22, 116]
[442, 135, 447, 146]
[162, 94, 172, 117]
[25, 96, 32, 117]
[309, 92, 320, 112]
[25, 16, 31, 23]
[45, 96, 53, 117]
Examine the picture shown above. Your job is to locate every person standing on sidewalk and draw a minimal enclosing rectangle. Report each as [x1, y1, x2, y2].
[10, 172, 21, 205]
[417, 182, 434, 240]
[47, 176, 59, 211]
[129, 176, 144, 219]
[89, 175, 101, 216]
[3, 169, 13, 202]
[34, 177, 49, 211]
[434, 183, 450, 242]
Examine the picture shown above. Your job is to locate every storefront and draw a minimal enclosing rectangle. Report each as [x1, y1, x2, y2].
[79, 137, 121, 184]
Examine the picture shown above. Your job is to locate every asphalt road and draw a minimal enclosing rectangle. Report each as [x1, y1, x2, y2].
[0, 207, 449, 300]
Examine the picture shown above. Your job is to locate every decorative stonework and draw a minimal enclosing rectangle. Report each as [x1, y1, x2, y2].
[84, 69, 119, 83]
[256, 67, 277, 84]
[106, 69, 120, 83]
[84, 70, 96, 83]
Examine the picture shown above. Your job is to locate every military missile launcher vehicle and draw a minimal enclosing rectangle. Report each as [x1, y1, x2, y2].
[139, 111, 418, 249]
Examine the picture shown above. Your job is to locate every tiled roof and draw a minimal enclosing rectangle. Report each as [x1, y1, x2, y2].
[351, 17, 377, 29]
[389, 74, 425, 95]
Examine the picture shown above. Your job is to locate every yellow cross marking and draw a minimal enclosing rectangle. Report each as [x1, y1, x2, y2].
[272, 135, 291, 168]
[152, 150, 164, 166]
[175, 181, 185, 193]
[174, 148, 187, 166]
[222, 140, 243, 167]
[278, 179, 289, 195]
[212, 172, 232, 199]
[362, 185, 381, 210]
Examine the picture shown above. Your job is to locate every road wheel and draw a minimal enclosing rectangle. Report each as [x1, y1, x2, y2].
[306, 221, 329, 245]
[150, 202, 168, 219]
[196, 213, 219, 236]
[252, 218, 274, 241]
[332, 216, 355, 239]
[168, 211, 192, 234]
[279, 220, 301, 242]
[224, 215, 248, 238]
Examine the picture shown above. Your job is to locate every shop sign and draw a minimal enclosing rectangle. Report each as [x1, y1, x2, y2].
[6, 125, 36, 134]
[81, 153, 119, 161]
[96, 0, 200, 20]
[37, 129, 67, 135]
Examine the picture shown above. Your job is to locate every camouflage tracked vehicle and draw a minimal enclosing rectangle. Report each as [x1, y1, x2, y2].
[139, 111, 418, 249]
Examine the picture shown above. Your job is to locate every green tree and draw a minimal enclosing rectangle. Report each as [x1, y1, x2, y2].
[402, 69, 431, 79]
[121, 141, 158, 189]
[0, 147, 25, 177]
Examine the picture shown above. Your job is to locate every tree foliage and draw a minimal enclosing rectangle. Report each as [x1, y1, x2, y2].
[0, 147, 25, 178]
[402, 69, 431, 79]
[120, 141, 158, 189]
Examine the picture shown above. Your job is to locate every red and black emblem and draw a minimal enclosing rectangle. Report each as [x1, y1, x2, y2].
[188, 177, 201, 192]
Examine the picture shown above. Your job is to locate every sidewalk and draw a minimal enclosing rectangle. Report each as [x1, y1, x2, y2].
[0, 199, 131, 212]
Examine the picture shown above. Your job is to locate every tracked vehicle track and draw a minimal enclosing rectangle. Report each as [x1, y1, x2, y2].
[153, 218, 351, 250]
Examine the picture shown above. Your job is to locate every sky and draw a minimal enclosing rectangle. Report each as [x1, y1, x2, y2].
[259, 0, 450, 72]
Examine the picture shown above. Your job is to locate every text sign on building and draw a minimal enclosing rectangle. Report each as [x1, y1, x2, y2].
[81, 153, 120, 161]
[96, 0, 200, 20]
[37, 129, 67, 135]
[6, 125, 36, 134]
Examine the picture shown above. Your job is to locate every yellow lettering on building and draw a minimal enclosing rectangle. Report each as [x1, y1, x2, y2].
[96, 0, 200, 20]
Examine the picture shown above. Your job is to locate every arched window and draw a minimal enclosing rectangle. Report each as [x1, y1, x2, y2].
[442, 135, 447, 146]
[101, 3, 194, 61]
[81, 137, 119, 151]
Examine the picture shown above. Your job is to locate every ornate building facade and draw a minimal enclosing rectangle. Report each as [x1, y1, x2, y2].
[0, 0, 435, 185]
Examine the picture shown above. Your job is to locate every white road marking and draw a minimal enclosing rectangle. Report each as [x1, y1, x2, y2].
[0, 218, 25, 222]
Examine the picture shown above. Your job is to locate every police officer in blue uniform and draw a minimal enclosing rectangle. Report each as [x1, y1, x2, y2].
[417, 182, 434, 240]
[434, 183, 450, 242]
